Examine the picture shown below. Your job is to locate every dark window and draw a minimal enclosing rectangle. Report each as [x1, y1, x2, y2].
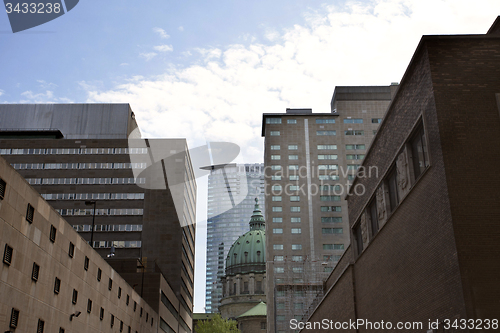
[87, 299, 92, 313]
[128, 327, 132, 333]
[133, 301, 137, 311]
[59, 328, 65, 333]
[243, 281, 249, 292]
[118, 287, 122, 298]
[140, 307, 143, 317]
[120, 320, 123, 332]
[0, 178, 6, 199]
[146, 312, 149, 322]
[32, 262, 40, 281]
[26, 203, 34, 223]
[369, 199, 379, 235]
[111, 314, 115, 327]
[411, 125, 429, 179]
[37, 319, 45, 333]
[49, 225, 57, 242]
[354, 223, 363, 256]
[371, 118, 382, 123]
[256, 281, 262, 293]
[151, 317, 154, 326]
[100, 307, 104, 320]
[126, 294, 129, 305]
[84, 256, 89, 271]
[261, 322, 267, 329]
[233, 283, 236, 295]
[387, 169, 399, 212]
[68, 242, 75, 258]
[54, 277, 61, 294]
[97, 268, 102, 281]
[72, 289, 78, 304]
[108, 278, 113, 290]
[3, 244, 13, 265]
[10, 308, 19, 328]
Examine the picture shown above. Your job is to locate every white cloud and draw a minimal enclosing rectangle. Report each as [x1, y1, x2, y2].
[178, 26, 184, 32]
[139, 52, 158, 61]
[154, 45, 174, 52]
[120, 63, 129, 66]
[37, 80, 58, 89]
[153, 27, 170, 39]
[264, 29, 280, 41]
[0, 89, 4, 97]
[19, 90, 73, 103]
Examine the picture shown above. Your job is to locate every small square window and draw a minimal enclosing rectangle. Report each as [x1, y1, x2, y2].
[10, 308, 19, 328]
[0, 178, 6, 200]
[84, 256, 89, 271]
[72, 289, 78, 304]
[108, 278, 113, 290]
[54, 277, 61, 294]
[49, 225, 57, 243]
[97, 268, 102, 281]
[100, 307, 104, 320]
[37, 319, 45, 333]
[32, 262, 40, 281]
[118, 287, 122, 299]
[3, 244, 13, 265]
[26, 203, 35, 223]
[68, 242, 75, 258]
[87, 299, 92, 313]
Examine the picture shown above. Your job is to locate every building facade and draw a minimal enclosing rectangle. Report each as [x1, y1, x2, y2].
[304, 16, 500, 332]
[203, 163, 264, 313]
[0, 104, 196, 332]
[261, 89, 395, 332]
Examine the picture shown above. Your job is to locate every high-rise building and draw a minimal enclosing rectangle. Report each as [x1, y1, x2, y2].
[0, 104, 197, 332]
[202, 163, 265, 313]
[261, 88, 395, 332]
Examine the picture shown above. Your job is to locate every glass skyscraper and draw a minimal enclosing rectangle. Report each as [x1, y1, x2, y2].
[204, 163, 265, 313]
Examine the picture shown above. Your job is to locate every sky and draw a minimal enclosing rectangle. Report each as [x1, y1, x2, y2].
[1, 0, 499, 312]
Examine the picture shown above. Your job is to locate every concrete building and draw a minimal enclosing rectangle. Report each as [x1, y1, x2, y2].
[220, 199, 267, 332]
[303, 16, 500, 332]
[261, 88, 395, 332]
[0, 104, 196, 332]
[203, 163, 265, 313]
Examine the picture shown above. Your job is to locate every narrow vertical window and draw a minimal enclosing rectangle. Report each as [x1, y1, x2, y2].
[68, 242, 75, 258]
[100, 307, 104, 320]
[108, 278, 113, 290]
[87, 299, 92, 313]
[32, 262, 40, 281]
[369, 199, 379, 235]
[26, 203, 34, 223]
[84, 256, 89, 271]
[72, 289, 78, 304]
[354, 223, 363, 256]
[387, 169, 399, 212]
[49, 225, 57, 242]
[3, 244, 13, 265]
[411, 125, 429, 179]
[10, 308, 19, 328]
[37, 319, 45, 333]
[0, 178, 6, 200]
[54, 277, 61, 294]
[97, 268, 102, 281]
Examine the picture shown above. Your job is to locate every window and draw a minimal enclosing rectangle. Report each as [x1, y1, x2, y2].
[272, 206, 282, 212]
[318, 164, 338, 170]
[318, 154, 337, 160]
[134, 301, 137, 311]
[87, 299, 93, 313]
[318, 175, 339, 181]
[323, 244, 344, 250]
[271, 165, 281, 170]
[118, 287, 122, 299]
[410, 125, 429, 178]
[354, 223, 363, 255]
[68, 242, 75, 258]
[322, 228, 343, 234]
[270, 131, 280, 136]
[271, 185, 282, 191]
[291, 228, 301, 234]
[320, 195, 341, 201]
[287, 119, 297, 124]
[261, 322, 267, 329]
[3, 244, 13, 265]
[289, 175, 299, 181]
[10, 308, 19, 328]
[316, 118, 335, 124]
[272, 196, 282, 202]
[294, 302, 304, 309]
[49, 225, 57, 242]
[345, 130, 364, 135]
[291, 244, 302, 250]
[0, 178, 6, 199]
[271, 145, 280, 150]
[126, 294, 130, 305]
[97, 268, 102, 281]
[72, 289, 78, 304]
[317, 144, 337, 150]
[346, 144, 365, 150]
[26, 203, 34, 223]
[321, 217, 342, 223]
[387, 169, 399, 212]
[54, 277, 61, 294]
[274, 267, 284, 273]
[344, 118, 363, 123]
[111, 314, 115, 327]
[32, 262, 40, 281]
[288, 144, 298, 150]
[273, 228, 283, 234]
[347, 164, 360, 170]
[120, 320, 124, 332]
[369, 198, 379, 235]
[37, 319, 45, 333]
[288, 165, 298, 170]
[108, 278, 113, 290]
[273, 244, 283, 250]
[291, 217, 301, 223]
[271, 175, 281, 181]
[273, 217, 282, 223]
[321, 206, 341, 212]
[292, 255, 303, 262]
[290, 206, 300, 212]
[276, 290, 285, 297]
[290, 196, 300, 202]
[317, 130, 336, 135]
[274, 255, 284, 261]
[288, 185, 300, 191]
[266, 117, 282, 124]
[288, 155, 298, 160]
[84, 256, 89, 271]
[346, 154, 365, 160]
[372, 118, 382, 123]
[100, 307, 104, 320]
[271, 155, 280, 160]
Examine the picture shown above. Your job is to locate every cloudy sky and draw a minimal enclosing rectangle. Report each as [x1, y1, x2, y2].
[1, 0, 499, 312]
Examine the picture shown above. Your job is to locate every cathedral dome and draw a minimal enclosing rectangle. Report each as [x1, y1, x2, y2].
[226, 198, 266, 276]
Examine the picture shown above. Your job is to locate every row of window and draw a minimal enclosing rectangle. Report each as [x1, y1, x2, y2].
[73, 224, 143, 232]
[272, 228, 343, 234]
[42, 192, 144, 200]
[56, 208, 143, 216]
[0, 147, 149, 155]
[266, 117, 382, 124]
[269, 130, 368, 136]
[27, 177, 146, 185]
[270, 154, 364, 160]
[271, 216, 341, 223]
[92, 240, 142, 249]
[12, 162, 147, 170]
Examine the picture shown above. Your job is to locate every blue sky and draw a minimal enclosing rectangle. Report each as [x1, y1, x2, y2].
[1, 0, 499, 313]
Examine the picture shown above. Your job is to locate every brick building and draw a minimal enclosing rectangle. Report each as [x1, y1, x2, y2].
[303, 16, 500, 332]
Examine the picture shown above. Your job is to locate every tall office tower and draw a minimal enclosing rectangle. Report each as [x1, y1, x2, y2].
[0, 104, 197, 332]
[203, 163, 265, 313]
[262, 86, 396, 333]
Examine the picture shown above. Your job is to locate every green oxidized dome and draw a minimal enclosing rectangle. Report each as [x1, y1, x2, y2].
[225, 198, 266, 276]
